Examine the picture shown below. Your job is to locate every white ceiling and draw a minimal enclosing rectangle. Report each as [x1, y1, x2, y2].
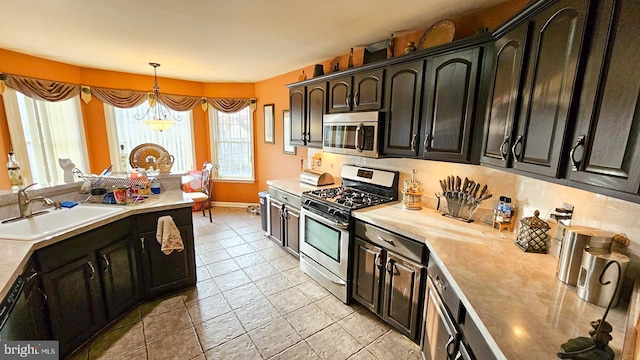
[0, 0, 507, 83]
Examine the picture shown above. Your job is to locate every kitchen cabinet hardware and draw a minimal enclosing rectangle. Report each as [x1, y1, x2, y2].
[354, 91, 360, 106]
[411, 134, 417, 152]
[102, 254, 110, 273]
[375, 253, 383, 269]
[510, 135, 523, 162]
[435, 274, 447, 291]
[38, 287, 47, 304]
[446, 336, 457, 357]
[87, 261, 95, 280]
[569, 135, 586, 171]
[346, 93, 351, 107]
[140, 237, 145, 254]
[26, 270, 38, 282]
[499, 137, 510, 160]
[385, 259, 394, 274]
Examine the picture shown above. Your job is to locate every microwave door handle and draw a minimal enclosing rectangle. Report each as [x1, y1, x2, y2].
[355, 123, 363, 152]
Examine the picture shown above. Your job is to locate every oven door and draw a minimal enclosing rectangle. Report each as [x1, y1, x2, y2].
[299, 208, 350, 279]
[323, 120, 379, 158]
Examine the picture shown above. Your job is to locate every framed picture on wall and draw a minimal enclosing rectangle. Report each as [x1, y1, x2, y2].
[282, 110, 296, 155]
[264, 104, 275, 144]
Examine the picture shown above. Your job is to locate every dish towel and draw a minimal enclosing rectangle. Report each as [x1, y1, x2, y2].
[156, 215, 184, 255]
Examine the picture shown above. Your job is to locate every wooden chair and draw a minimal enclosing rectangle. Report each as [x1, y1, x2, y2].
[185, 162, 218, 222]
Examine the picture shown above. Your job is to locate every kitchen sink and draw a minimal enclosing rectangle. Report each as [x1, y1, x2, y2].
[0, 205, 125, 241]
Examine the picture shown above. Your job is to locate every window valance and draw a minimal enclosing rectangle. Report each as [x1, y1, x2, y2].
[0, 73, 255, 113]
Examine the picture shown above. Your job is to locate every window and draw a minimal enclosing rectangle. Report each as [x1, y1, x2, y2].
[209, 107, 254, 181]
[104, 103, 195, 173]
[2, 88, 90, 185]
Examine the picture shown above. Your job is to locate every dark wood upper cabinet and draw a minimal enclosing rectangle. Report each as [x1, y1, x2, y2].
[306, 83, 326, 148]
[383, 60, 425, 157]
[422, 47, 482, 163]
[510, 0, 590, 177]
[328, 69, 384, 113]
[328, 77, 352, 113]
[289, 85, 306, 147]
[481, 23, 530, 168]
[568, 0, 640, 194]
[289, 82, 323, 148]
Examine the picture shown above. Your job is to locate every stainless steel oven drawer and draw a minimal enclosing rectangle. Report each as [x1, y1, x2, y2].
[268, 187, 301, 209]
[354, 220, 427, 264]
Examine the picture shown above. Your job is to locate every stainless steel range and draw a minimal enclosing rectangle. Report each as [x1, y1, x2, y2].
[299, 165, 399, 303]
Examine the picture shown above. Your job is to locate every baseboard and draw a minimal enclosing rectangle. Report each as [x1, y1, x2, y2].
[211, 201, 259, 208]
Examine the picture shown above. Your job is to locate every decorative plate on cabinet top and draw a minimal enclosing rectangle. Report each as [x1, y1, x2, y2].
[129, 143, 168, 170]
[418, 19, 456, 50]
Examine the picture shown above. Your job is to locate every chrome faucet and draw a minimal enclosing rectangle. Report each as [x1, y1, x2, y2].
[17, 183, 55, 218]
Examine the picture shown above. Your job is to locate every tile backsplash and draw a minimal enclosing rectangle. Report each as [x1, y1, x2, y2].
[308, 149, 640, 277]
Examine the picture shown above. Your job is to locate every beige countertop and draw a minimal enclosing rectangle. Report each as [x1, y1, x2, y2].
[266, 177, 341, 197]
[0, 189, 193, 300]
[353, 203, 629, 359]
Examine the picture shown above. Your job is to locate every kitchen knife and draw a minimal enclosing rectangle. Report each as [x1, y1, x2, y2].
[462, 178, 469, 195]
[478, 193, 493, 203]
[478, 184, 488, 199]
[439, 179, 447, 193]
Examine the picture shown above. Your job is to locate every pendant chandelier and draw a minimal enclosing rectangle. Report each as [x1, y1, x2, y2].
[135, 62, 180, 131]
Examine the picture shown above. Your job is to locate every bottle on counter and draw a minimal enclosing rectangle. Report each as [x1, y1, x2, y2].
[119, 144, 128, 173]
[7, 147, 24, 190]
[503, 198, 512, 222]
[495, 196, 506, 223]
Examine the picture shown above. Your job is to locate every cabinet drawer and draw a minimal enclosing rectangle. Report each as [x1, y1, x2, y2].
[428, 261, 461, 322]
[135, 207, 192, 233]
[268, 187, 301, 209]
[355, 221, 427, 264]
[37, 218, 132, 273]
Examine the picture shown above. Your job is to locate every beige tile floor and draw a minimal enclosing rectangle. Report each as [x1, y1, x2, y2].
[66, 206, 421, 360]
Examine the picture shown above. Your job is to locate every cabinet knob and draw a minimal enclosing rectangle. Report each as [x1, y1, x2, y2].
[499, 136, 510, 161]
[570, 135, 586, 171]
[511, 135, 523, 162]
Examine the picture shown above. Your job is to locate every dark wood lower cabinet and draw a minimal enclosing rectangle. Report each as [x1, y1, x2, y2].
[352, 238, 382, 314]
[352, 235, 425, 342]
[138, 225, 195, 298]
[40, 255, 106, 356]
[284, 206, 300, 255]
[269, 194, 300, 257]
[382, 252, 423, 341]
[98, 237, 139, 319]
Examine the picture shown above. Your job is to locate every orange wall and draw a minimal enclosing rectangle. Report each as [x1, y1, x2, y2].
[0, 0, 526, 201]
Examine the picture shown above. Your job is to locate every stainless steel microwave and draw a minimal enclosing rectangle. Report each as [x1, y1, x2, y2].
[322, 111, 382, 158]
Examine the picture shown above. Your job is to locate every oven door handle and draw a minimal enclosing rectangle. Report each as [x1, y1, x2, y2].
[303, 209, 349, 230]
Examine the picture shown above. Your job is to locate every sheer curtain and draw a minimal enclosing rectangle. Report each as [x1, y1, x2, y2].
[209, 106, 254, 181]
[104, 103, 196, 173]
[2, 88, 89, 185]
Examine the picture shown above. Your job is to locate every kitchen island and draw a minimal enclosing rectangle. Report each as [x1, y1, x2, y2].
[0, 189, 194, 300]
[353, 202, 631, 359]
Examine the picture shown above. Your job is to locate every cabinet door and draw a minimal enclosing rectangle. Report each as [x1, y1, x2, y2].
[328, 76, 352, 113]
[269, 200, 284, 246]
[290, 86, 306, 146]
[422, 47, 481, 162]
[511, 0, 589, 177]
[284, 206, 300, 256]
[139, 225, 195, 298]
[352, 238, 383, 314]
[41, 255, 105, 356]
[306, 83, 326, 148]
[569, 0, 640, 193]
[98, 236, 139, 320]
[353, 69, 384, 111]
[481, 23, 530, 168]
[382, 252, 423, 341]
[383, 60, 425, 157]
